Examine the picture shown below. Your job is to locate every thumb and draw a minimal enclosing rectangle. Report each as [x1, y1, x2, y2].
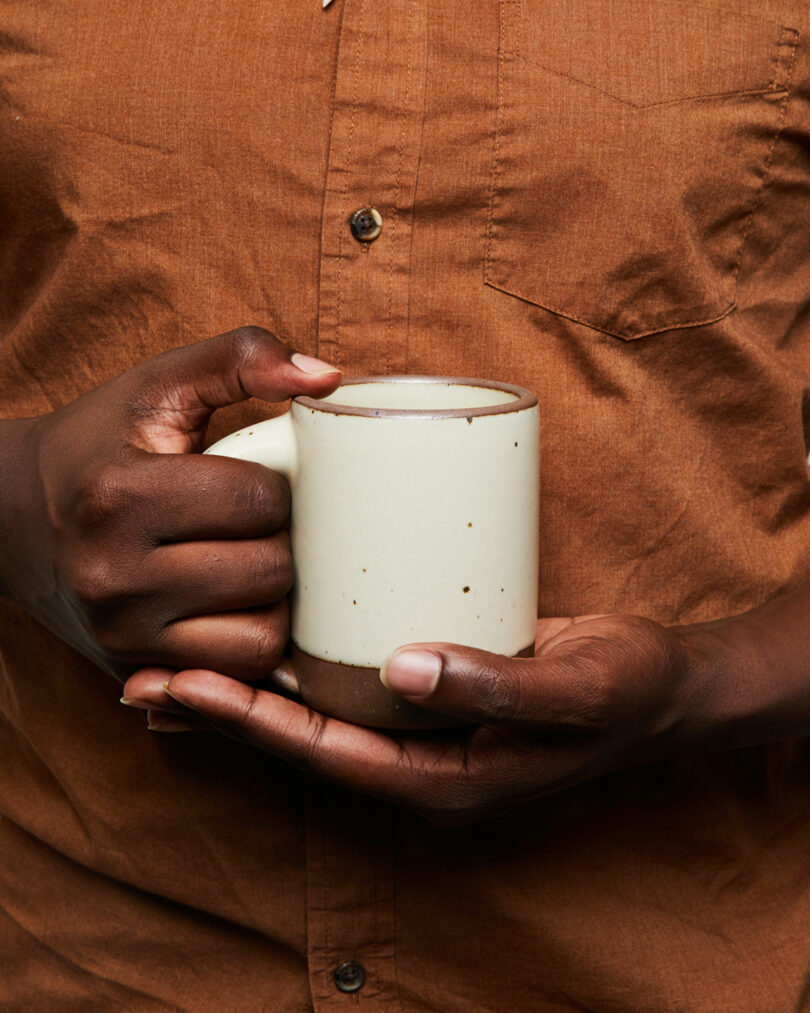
[121, 326, 342, 453]
[380, 643, 579, 726]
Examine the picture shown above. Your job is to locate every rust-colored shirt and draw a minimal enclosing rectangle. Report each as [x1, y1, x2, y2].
[2, 1, 810, 1009]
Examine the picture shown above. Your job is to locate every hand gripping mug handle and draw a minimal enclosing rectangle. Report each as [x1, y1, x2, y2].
[204, 411, 301, 694]
[203, 412, 298, 481]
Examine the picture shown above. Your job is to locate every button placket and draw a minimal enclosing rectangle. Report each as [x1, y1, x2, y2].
[316, 0, 427, 376]
[311, 4, 426, 999]
[306, 783, 404, 1011]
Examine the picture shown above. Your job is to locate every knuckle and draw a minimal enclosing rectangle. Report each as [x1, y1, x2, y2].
[475, 656, 525, 723]
[244, 469, 291, 529]
[263, 471, 292, 524]
[235, 685, 260, 728]
[229, 325, 279, 364]
[285, 709, 329, 774]
[566, 652, 618, 730]
[260, 537, 294, 597]
[65, 555, 157, 662]
[301, 711, 328, 768]
[572, 618, 672, 729]
[68, 554, 123, 609]
[249, 620, 287, 672]
[75, 464, 134, 526]
[626, 615, 674, 675]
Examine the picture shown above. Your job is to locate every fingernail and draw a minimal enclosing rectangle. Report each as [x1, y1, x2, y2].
[291, 352, 341, 375]
[120, 696, 150, 710]
[380, 650, 441, 698]
[147, 715, 196, 733]
[269, 659, 300, 695]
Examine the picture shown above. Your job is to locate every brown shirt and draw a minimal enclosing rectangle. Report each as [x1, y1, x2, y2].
[2, 0, 810, 1009]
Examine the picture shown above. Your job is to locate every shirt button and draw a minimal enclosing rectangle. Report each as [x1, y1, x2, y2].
[350, 207, 382, 242]
[334, 961, 366, 993]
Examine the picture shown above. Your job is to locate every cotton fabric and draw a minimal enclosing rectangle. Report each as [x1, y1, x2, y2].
[2, 0, 810, 1009]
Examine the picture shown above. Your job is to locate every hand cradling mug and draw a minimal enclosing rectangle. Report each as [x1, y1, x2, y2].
[205, 375, 540, 729]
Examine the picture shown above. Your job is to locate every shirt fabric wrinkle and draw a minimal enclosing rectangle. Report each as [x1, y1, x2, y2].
[2, 0, 810, 1010]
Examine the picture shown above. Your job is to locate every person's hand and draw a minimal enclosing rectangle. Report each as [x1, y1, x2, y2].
[0, 327, 341, 707]
[121, 613, 708, 822]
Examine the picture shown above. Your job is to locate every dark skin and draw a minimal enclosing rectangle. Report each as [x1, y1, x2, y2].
[3, 326, 810, 825]
[122, 591, 810, 825]
[0, 326, 341, 703]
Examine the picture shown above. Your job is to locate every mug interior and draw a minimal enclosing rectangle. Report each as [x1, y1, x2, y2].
[300, 377, 532, 416]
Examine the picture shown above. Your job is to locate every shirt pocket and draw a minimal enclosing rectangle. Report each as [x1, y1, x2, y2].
[484, 0, 800, 340]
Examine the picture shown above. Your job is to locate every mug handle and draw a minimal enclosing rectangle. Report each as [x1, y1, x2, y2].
[204, 411, 302, 697]
[204, 411, 298, 480]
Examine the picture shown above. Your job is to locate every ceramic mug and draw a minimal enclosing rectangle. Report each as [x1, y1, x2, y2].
[205, 375, 540, 728]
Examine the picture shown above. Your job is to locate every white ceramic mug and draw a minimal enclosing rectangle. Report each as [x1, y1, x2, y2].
[205, 376, 540, 728]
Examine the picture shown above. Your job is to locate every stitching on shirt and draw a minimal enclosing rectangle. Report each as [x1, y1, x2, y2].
[501, 14, 798, 110]
[371, 808, 381, 997]
[321, 791, 330, 1000]
[336, 0, 367, 353]
[403, 53, 428, 375]
[390, 805, 405, 1013]
[485, 0, 516, 287]
[316, 1, 345, 361]
[386, 0, 417, 371]
[504, 52, 792, 110]
[769, 26, 800, 91]
[483, 278, 737, 338]
[486, 13, 799, 340]
[727, 27, 799, 293]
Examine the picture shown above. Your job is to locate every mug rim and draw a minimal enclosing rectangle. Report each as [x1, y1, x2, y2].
[294, 375, 537, 419]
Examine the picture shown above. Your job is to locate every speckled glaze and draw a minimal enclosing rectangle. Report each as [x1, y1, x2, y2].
[206, 376, 540, 728]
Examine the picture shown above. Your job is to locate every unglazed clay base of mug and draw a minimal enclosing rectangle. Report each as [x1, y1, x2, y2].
[292, 644, 535, 730]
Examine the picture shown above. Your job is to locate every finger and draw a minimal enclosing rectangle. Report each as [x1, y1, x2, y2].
[121, 326, 342, 454]
[161, 672, 630, 823]
[163, 670, 461, 805]
[124, 660, 301, 704]
[157, 602, 289, 680]
[122, 666, 180, 711]
[148, 533, 293, 616]
[379, 643, 599, 727]
[267, 657, 300, 695]
[163, 671, 605, 822]
[120, 670, 204, 731]
[97, 453, 291, 543]
[534, 615, 612, 654]
[121, 673, 209, 732]
[534, 616, 576, 649]
[146, 710, 205, 733]
[121, 669, 208, 730]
